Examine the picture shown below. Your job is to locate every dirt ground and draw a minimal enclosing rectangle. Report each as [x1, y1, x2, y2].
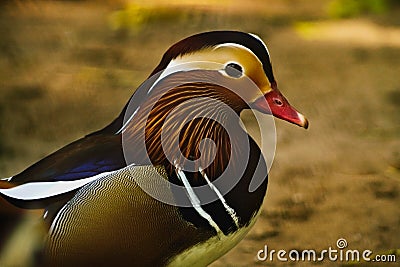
[0, 1, 399, 266]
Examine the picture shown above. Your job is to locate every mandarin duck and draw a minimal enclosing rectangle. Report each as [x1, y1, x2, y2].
[0, 31, 308, 266]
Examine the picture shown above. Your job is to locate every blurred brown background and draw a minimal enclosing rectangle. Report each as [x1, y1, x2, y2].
[0, 0, 399, 266]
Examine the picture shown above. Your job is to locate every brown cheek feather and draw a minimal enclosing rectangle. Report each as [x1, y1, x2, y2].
[122, 70, 247, 183]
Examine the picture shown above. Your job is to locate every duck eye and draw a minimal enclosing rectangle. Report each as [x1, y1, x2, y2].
[225, 63, 243, 78]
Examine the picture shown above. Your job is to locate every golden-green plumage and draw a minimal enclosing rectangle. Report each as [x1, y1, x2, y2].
[44, 165, 214, 267]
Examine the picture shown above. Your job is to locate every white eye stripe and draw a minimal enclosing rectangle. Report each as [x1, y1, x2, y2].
[214, 42, 254, 54]
[147, 60, 221, 94]
[248, 33, 271, 58]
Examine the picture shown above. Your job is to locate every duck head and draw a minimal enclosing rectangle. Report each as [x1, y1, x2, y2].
[147, 31, 309, 129]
